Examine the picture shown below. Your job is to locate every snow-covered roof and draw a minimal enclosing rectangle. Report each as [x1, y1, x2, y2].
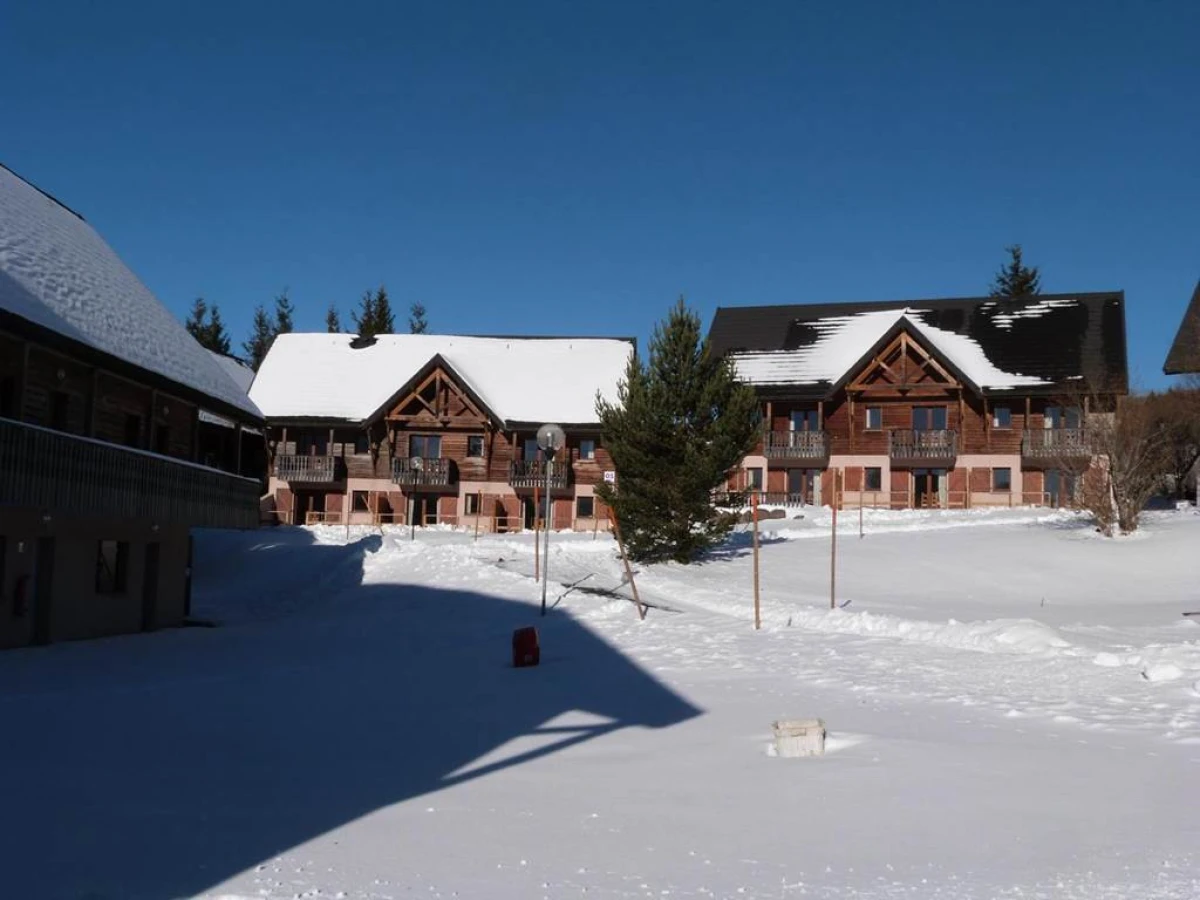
[250, 333, 634, 425]
[206, 349, 256, 394]
[732, 308, 1048, 390]
[0, 164, 262, 420]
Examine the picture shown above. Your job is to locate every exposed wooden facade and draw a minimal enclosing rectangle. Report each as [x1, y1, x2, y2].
[265, 360, 616, 531]
[726, 320, 1120, 511]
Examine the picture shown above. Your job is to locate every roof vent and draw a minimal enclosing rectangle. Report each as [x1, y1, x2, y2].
[349, 334, 377, 350]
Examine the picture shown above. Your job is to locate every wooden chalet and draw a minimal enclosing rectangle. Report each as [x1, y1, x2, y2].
[249, 332, 633, 531]
[708, 293, 1128, 509]
[0, 164, 265, 648]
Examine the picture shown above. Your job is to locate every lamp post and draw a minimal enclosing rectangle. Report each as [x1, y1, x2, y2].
[409, 456, 424, 542]
[537, 423, 566, 616]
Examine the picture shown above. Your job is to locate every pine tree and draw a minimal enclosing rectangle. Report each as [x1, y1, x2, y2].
[325, 304, 342, 333]
[351, 289, 379, 338]
[990, 245, 1042, 298]
[409, 301, 429, 334]
[595, 297, 760, 563]
[243, 304, 275, 371]
[373, 285, 395, 334]
[184, 297, 231, 354]
[273, 288, 295, 335]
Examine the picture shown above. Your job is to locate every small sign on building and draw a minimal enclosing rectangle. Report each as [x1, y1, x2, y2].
[603, 470, 616, 484]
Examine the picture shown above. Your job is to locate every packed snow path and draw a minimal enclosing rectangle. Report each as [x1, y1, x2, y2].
[1, 508, 1198, 899]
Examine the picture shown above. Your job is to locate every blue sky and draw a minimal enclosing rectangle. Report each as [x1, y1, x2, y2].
[2, 1, 1196, 388]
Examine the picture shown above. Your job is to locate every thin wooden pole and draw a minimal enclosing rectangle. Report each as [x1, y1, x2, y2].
[533, 484, 540, 581]
[473, 491, 482, 541]
[609, 508, 646, 620]
[830, 470, 839, 610]
[859, 490, 864, 539]
[752, 491, 761, 630]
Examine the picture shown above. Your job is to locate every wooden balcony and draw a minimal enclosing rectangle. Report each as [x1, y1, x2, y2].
[888, 429, 958, 463]
[509, 459, 569, 490]
[1022, 428, 1091, 460]
[391, 457, 454, 487]
[763, 430, 828, 460]
[274, 454, 339, 483]
[0, 416, 260, 529]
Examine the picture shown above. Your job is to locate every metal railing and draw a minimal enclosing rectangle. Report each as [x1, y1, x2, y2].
[888, 429, 958, 460]
[509, 459, 569, 489]
[274, 454, 338, 482]
[0, 416, 260, 529]
[1021, 428, 1091, 458]
[762, 430, 828, 459]
[391, 457, 454, 486]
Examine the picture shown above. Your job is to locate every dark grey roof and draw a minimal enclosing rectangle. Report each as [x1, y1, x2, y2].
[1164, 281, 1200, 375]
[708, 291, 1128, 395]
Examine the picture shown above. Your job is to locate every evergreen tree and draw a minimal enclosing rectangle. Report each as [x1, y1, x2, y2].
[989, 245, 1042, 298]
[595, 297, 760, 563]
[243, 304, 275, 371]
[373, 285, 395, 334]
[325, 304, 342, 333]
[351, 289, 379, 338]
[184, 297, 231, 354]
[409, 301, 429, 334]
[273, 288, 295, 335]
[351, 285, 395, 337]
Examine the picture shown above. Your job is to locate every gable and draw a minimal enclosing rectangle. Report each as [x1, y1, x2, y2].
[1164, 280, 1200, 375]
[846, 329, 961, 396]
[382, 359, 495, 428]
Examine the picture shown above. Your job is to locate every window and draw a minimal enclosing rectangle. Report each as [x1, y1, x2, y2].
[865, 406, 882, 430]
[524, 437, 541, 460]
[576, 496, 595, 518]
[993, 467, 1012, 492]
[579, 439, 596, 461]
[992, 406, 1012, 429]
[467, 435, 485, 458]
[791, 409, 819, 432]
[465, 493, 481, 515]
[1044, 406, 1082, 430]
[912, 406, 948, 431]
[50, 391, 69, 430]
[352, 491, 370, 513]
[0, 375, 15, 418]
[747, 467, 764, 490]
[123, 414, 142, 448]
[95, 541, 129, 594]
[409, 434, 442, 458]
[864, 467, 882, 491]
[354, 433, 371, 455]
[154, 424, 171, 455]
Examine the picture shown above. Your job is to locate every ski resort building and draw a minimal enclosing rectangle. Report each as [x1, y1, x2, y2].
[709, 293, 1128, 510]
[250, 333, 632, 531]
[0, 164, 265, 649]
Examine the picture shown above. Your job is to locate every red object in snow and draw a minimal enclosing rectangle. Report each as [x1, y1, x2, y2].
[512, 626, 540, 667]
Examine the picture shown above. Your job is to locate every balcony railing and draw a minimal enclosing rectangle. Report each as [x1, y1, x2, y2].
[763, 430, 828, 459]
[274, 454, 338, 482]
[0, 416, 260, 529]
[509, 459, 569, 490]
[1022, 428, 1091, 459]
[391, 457, 454, 487]
[889, 429, 958, 461]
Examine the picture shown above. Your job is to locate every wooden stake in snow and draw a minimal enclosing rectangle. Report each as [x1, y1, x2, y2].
[608, 508, 647, 621]
[830, 470, 839, 610]
[859, 492, 864, 540]
[752, 491, 761, 630]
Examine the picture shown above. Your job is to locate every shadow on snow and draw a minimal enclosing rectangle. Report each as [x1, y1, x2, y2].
[0, 529, 702, 900]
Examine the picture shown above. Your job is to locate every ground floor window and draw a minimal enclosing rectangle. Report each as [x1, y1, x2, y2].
[746, 467, 764, 491]
[465, 493, 480, 515]
[864, 467, 882, 491]
[993, 467, 1012, 492]
[95, 540, 129, 594]
[352, 491, 371, 513]
[576, 496, 595, 518]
